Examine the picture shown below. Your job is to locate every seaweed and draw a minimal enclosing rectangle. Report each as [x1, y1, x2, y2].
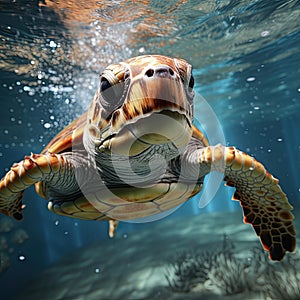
[263, 254, 300, 300]
[165, 235, 252, 295]
[165, 251, 207, 292]
[165, 236, 300, 299]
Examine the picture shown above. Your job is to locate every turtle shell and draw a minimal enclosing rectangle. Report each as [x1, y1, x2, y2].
[41, 112, 87, 155]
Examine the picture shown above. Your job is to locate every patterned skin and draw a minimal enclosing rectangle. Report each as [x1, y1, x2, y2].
[0, 55, 296, 260]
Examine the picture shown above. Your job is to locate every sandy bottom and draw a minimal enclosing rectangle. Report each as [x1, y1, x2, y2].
[16, 211, 299, 300]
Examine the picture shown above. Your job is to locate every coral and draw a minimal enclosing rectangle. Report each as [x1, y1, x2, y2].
[0, 218, 14, 233]
[0, 252, 10, 274]
[0, 215, 28, 275]
[165, 237, 300, 299]
[11, 229, 29, 244]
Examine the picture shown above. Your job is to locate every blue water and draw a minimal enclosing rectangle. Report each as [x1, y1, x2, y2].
[0, 0, 299, 299]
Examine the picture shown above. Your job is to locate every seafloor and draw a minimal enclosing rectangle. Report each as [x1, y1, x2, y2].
[16, 211, 300, 300]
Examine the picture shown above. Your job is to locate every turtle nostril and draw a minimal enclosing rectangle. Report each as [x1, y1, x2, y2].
[145, 66, 176, 79]
[156, 68, 169, 77]
[145, 68, 154, 77]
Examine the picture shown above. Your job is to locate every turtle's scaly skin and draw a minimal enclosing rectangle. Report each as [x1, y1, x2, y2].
[0, 55, 296, 261]
[198, 145, 295, 261]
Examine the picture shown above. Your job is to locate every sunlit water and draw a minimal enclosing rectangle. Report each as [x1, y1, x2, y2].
[0, 0, 299, 299]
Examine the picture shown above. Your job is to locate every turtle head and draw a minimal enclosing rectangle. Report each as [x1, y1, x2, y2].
[86, 55, 195, 156]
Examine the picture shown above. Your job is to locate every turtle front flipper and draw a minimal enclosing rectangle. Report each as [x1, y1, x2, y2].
[198, 144, 296, 261]
[0, 153, 71, 220]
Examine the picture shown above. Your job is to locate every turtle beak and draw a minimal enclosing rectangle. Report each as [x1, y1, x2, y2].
[128, 110, 192, 146]
[99, 110, 192, 157]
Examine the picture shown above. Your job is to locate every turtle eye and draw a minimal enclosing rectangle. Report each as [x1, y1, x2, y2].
[99, 72, 125, 109]
[100, 78, 112, 93]
[100, 77, 115, 103]
[188, 74, 194, 91]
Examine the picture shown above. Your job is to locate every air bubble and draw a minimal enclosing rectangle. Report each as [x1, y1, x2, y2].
[261, 31, 270, 37]
[49, 40, 57, 48]
[18, 255, 25, 261]
[246, 77, 256, 82]
[277, 138, 283, 142]
[44, 123, 51, 129]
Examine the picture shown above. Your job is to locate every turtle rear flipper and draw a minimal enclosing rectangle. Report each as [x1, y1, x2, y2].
[198, 144, 296, 261]
[0, 153, 70, 220]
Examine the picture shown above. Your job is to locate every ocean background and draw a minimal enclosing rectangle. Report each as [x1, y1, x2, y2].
[0, 1, 299, 299]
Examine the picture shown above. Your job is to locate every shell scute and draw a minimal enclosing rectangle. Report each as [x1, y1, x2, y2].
[42, 112, 87, 155]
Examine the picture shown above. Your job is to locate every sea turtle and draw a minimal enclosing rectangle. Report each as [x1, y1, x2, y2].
[0, 55, 296, 261]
